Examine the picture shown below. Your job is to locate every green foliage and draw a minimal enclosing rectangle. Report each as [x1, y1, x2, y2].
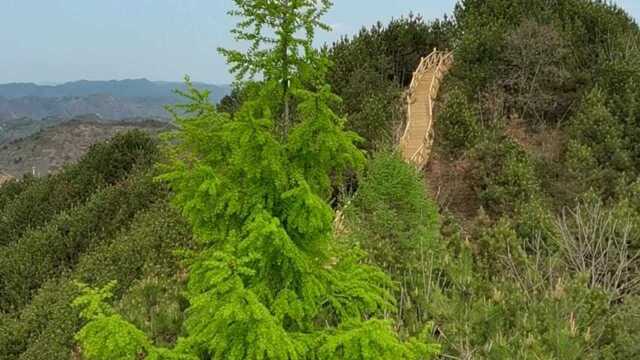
[498, 20, 574, 123]
[0, 279, 81, 360]
[451, 0, 637, 124]
[317, 320, 440, 360]
[0, 202, 193, 360]
[420, 216, 618, 359]
[74, 281, 119, 320]
[470, 135, 542, 216]
[117, 276, 185, 347]
[473, 218, 528, 277]
[346, 152, 441, 270]
[217, 82, 262, 116]
[219, 0, 333, 136]
[564, 88, 634, 199]
[599, 296, 640, 358]
[0, 130, 158, 246]
[72, 1, 440, 358]
[328, 1, 640, 358]
[73, 281, 159, 360]
[331, 65, 403, 150]
[73, 281, 197, 360]
[219, 0, 331, 83]
[435, 88, 481, 154]
[329, 15, 454, 89]
[0, 170, 162, 313]
[74, 85, 433, 358]
[344, 152, 442, 335]
[0, 174, 34, 210]
[4, 2, 637, 359]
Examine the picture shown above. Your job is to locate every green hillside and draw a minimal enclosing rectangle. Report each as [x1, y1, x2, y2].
[2, 0, 640, 359]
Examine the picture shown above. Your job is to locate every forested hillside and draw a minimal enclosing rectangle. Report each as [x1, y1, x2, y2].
[2, 0, 640, 359]
[0, 131, 193, 359]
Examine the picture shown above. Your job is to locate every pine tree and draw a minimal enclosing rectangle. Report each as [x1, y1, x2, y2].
[72, 1, 441, 359]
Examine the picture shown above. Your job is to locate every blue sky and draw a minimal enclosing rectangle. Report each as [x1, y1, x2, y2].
[1, 0, 638, 84]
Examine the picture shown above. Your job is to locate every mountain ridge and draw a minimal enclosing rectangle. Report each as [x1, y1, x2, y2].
[0, 79, 230, 99]
[0, 79, 231, 124]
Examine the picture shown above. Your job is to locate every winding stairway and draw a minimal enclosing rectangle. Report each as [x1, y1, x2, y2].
[333, 50, 453, 233]
[399, 49, 454, 168]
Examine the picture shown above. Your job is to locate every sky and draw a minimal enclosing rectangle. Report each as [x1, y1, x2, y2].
[1, 0, 639, 85]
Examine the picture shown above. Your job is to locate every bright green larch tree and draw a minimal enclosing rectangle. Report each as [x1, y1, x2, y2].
[72, 1, 440, 359]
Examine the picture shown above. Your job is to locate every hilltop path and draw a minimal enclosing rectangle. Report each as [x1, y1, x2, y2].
[333, 50, 453, 233]
[399, 50, 453, 168]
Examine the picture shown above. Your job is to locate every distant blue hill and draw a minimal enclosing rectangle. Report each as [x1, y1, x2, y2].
[0, 79, 230, 101]
[0, 79, 231, 123]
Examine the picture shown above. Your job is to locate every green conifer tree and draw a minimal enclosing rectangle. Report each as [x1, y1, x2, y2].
[218, 0, 332, 138]
[72, 1, 440, 359]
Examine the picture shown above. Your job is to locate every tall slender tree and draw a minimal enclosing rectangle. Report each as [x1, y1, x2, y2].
[72, 1, 440, 359]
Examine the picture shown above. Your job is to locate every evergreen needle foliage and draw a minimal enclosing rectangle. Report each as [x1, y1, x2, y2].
[219, 0, 333, 137]
[72, 1, 440, 359]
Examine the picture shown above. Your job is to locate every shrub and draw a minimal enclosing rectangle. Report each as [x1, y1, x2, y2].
[0, 171, 163, 313]
[564, 89, 632, 199]
[0, 174, 34, 211]
[116, 276, 186, 347]
[0, 278, 80, 360]
[335, 65, 404, 150]
[345, 152, 441, 334]
[422, 217, 613, 359]
[435, 88, 481, 155]
[555, 197, 640, 302]
[599, 296, 640, 359]
[497, 20, 574, 124]
[595, 40, 640, 173]
[346, 152, 441, 271]
[470, 135, 542, 216]
[451, 0, 637, 122]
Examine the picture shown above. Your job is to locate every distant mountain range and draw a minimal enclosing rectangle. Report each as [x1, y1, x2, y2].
[0, 79, 229, 99]
[0, 79, 230, 122]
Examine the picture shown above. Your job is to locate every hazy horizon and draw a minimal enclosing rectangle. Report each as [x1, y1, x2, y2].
[1, 78, 228, 86]
[2, 0, 639, 85]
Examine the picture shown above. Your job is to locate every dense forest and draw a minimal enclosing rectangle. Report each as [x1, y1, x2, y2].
[1, 0, 640, 359]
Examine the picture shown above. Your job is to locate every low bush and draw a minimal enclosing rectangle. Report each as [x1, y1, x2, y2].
[599, 296, 640, 358]
[336, 66, 404, 150]
[469, 134, 542, 216]
[564, 89, 633, 200]
[435, 88, 481, 155]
